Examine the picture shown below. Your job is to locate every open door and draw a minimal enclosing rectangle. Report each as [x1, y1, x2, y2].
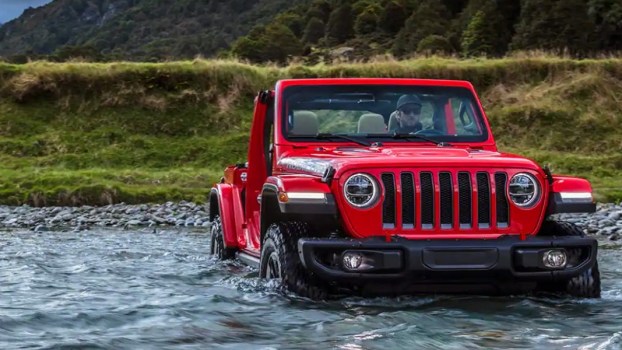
[243, 90, 274, 253]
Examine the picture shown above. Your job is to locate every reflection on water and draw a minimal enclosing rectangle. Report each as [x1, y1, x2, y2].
[0, 229, 620, 349]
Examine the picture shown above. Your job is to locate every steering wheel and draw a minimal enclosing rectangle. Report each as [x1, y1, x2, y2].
[414, 129, 444, 136]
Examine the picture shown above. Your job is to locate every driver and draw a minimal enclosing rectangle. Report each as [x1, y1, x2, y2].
[394, 94, 423, 133]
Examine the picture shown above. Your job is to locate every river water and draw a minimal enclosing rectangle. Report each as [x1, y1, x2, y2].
[1, 228, 621, 349]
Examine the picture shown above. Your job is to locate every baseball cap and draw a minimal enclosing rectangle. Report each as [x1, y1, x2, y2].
[396, 94, 422, 110]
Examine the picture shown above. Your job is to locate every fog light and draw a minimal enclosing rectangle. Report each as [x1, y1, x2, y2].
[543, 249, 567, 269]
[342, 251, 375, 271]
[343, 252, 363, 270]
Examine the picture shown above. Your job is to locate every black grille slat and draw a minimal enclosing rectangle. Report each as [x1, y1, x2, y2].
[495, 173, 509, 227]
[458, 172, 472, 228]
[381, 174, 396, 228]
[378, 170, 505, 233]
[420, 172, 434, 228]
[439, 172, 453, 228]
[401, 173, 415, 228]
[477, 172, 491, 228]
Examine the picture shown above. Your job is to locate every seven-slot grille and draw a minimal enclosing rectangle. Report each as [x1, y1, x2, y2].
[380, 171, 510, 231]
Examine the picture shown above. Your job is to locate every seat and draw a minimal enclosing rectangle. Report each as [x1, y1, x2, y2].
[291, 110, 319, 135]
[388, 110, 399, 131]
[357, 113, 387, 133]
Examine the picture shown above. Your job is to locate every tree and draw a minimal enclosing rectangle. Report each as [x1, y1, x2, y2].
[441, 0, 469, 17]
[461, 10, 492, 57]
[325, 2, 355, 44]
[275, 12, 305, 38]
[391, 0, 450, 57]
[231, 36, 264, 62]
[302, 17, 325, 44]
[263, 24, 303, 63]
[417, 34, 452, 54]
[378, 0, 409, 34]
[232, 24, 302, 63]
[588, 0, 622, 51]
[306, 0, 332, 21]
[511, 0, 594, 55]
[354, 7, 380, 35]
[461, 1, 508, 57]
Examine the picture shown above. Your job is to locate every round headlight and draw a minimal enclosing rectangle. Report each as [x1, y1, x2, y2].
[509, 173, 540, 208]
[343, 173, 378, 208]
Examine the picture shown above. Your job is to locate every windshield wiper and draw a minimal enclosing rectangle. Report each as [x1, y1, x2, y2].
[290, 133, 371, 146]
[390, 132, 452, 147]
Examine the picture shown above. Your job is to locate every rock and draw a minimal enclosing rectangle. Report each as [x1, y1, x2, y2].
[610, 234, 620, 241]
[607, 211, 622, 221]
[33, 225, 49, 232]
[599, 219, 615, 227]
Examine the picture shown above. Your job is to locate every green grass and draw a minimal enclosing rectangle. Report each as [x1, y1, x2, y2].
[0, 56, 620, 205]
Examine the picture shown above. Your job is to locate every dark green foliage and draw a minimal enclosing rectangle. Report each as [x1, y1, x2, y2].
[417, 35, 453, 54]
[275, 12, 305, 38]
[378, 0, 410, 35]
[588, 0, 622, 51]
[461, 1, 508, 57]
[441, 0, 469, 17]
[511, 0, 594, 55]
[392, 0, 450, 57]
[0, 0, 621, 66]
[355, 7, 380, 35]
[0, 0, 311, 61]
[306, 0, 332, 20]
[303, 18, 326, 44]
[325, 2, 355, 44]
[232, 24, 302, 63]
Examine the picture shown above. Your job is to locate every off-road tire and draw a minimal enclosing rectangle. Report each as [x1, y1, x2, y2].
[260, 221, 327, 299]
[537, 220, 601, 298]
[210, 215, 236, 260]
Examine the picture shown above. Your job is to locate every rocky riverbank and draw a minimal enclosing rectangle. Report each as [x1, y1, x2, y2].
[0, 201, 210, 232]
[0, 201, 620, 239]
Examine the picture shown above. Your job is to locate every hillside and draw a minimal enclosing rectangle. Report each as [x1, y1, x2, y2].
[0, 0, 309, 61]
[1, 0, 621, 63]
[0, 57, 620, 205]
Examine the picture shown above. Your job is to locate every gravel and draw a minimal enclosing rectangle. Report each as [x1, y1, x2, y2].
[552, 202, 622, 240]
[0, 201, 620, 239]
[0, 201, 210, 232]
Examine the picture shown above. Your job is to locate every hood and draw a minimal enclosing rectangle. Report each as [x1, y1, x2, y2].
[276, 146, 541, 177]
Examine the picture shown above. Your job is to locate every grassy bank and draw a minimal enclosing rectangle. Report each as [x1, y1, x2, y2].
[0, 57, 620, 205]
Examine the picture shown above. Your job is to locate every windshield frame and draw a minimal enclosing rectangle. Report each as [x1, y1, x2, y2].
[279, 83, 491, 145]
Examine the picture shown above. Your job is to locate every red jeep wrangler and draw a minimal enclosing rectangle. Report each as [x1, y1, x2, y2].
[209, 78, 600, 298]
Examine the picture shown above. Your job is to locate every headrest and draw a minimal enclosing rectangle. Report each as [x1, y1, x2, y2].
[358, 113, 386, 133]
[291, 110, 319, 135]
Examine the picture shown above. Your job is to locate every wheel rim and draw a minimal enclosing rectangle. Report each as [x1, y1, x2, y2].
[266, 252, 282, 279]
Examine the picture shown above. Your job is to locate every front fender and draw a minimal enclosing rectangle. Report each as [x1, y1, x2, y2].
[263, 175, 336, 215]
[547, 175, 596, 214]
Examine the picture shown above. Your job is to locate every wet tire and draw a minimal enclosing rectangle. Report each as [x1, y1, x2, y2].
[259, 221, 326, 299]
[537, 220, 601, 298]
[210, 215, 236, 260]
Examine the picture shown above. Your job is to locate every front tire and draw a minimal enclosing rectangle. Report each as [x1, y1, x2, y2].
[210, 215, 236, 260]
[537, 220, 601, 298]
[259, 221, 326, 299]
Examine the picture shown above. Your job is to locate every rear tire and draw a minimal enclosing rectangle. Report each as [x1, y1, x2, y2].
[210, 215, 236, 260]
[259, 221, 326, 299]
[537, 220, 601, 298]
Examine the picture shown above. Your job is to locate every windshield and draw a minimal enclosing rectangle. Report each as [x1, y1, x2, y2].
[281, 84, 488, 143]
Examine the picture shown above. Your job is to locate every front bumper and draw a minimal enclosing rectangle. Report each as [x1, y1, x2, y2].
[298, 235, 597, 285]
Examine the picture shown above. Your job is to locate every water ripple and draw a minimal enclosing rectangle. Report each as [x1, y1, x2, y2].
[0, 230, 620, 349]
